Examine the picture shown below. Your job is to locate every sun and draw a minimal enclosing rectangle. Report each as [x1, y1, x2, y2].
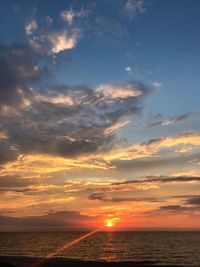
[106, 221, 113, 228]
[104, 216, 120, 229]
[105, 219, 115, 228]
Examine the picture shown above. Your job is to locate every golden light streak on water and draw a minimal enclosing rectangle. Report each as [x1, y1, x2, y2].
[30, 228, 101, 267]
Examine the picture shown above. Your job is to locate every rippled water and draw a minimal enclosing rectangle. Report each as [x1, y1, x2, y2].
[0, 231, 200, 265]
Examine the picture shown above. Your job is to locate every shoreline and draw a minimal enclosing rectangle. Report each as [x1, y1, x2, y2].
[0, 256, 196, 267]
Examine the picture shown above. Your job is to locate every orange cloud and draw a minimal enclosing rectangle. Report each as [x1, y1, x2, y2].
[96, 84, 142, 100]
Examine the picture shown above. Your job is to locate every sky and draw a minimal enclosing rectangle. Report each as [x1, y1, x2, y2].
[0, 0, 200, 231]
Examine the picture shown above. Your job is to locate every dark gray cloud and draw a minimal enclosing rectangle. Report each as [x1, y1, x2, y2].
[0, 42, 49, 164]
[0, 173, 85, 196]
[112, 175, 200, 186]
[85, 175, 200, 199]
[113, 152, 200, 173]
[159, 205, 188, 212]
[0, 211, 98, 231]
[148, 112, 193, 127]
[145, 205, 193, 217]
[0, 42, 151, 163]
[156, 203, 200, 215]
[185, 196, 200, 206]
[0, 175, 40, 194]
[2, 82, 146, 158]
[0, 175, 32, 188]
[145, 195, 200, 217]
[0, 43, 46, 107]
[88, 192, 161, 203]
[0, 141, 19, 165]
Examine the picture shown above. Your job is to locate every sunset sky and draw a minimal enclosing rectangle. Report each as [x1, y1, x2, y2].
[0, 0, 200, 231]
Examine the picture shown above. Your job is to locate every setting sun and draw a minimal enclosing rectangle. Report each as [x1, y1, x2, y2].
[104, 217, 119, 228]
[106, 220, 113, 228]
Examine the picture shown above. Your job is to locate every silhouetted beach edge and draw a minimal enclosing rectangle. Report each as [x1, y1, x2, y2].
[0, 256, 197, 267]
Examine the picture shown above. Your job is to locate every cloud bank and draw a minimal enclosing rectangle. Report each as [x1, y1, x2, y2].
[0, 42, 151, 166]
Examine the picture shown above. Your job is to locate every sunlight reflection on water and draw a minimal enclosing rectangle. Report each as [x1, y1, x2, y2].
[0, 231, 200, 265]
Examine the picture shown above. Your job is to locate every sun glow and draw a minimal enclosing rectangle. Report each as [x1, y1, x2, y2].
[106, 220, 113, 228]
[105, 216, 119, 228]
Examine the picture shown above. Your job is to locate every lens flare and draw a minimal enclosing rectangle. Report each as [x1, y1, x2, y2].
[31, 228, 101, 267]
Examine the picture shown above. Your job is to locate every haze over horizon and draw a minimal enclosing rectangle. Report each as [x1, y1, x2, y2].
[0, 0, 200, 231]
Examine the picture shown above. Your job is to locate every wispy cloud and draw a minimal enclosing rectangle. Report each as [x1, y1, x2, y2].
[61, 8, 86, 25]
[125, 0, 146, 18]
[30, 29, 80, 54]
[104, 120, 129, 136]
[25, 19, 37, 35]
[100, 132, 200, 162]
[137, 132, 200, 154]
[88, 192, 160, 203]
[148, 112, 193, 127]
[61, 9, 75, 25]
[112, 175, 200, 186]
[85, 174, 200, 198]
[125, 66, 133, 75]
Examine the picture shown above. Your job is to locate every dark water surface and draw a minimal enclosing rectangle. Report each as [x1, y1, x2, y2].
[0, 232, 200, 265]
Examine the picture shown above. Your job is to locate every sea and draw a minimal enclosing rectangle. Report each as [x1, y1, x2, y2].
[0, 231, 200, 265]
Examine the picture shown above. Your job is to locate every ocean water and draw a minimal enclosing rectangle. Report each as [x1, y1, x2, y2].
[0, 231, 200, 265]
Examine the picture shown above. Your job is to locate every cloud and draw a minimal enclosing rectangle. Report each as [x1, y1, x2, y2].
[159, 205, 189, 213]
[61, 7, 88, 25]
[0, 43, 151, 165]
[96, 83, 143, 99]
[112, 175, 200, 186]
[111, 153, 200, 174]
[86, 175, 200, 199]
[125, 0, 145, 18]
[125, 66, 133, 74]
[0, 154, 111, 185]
[5, 81, 145, 159]
[104, 120, 129, 136]
[27, 7, 86, 54]
[31, 29, 79, 54]
[48, 30, 79, 53]
[61, 9, 75, 25]
[151, 82, 162, 89]
[0, 43, 44, 107]
[45, 15, 53, 25]
[185, 196, 200, 206]
[129, 132, 200, 158]
[150, 202, 200, 216]
[88, 192, 160, 203]
[0, 211, 99, 231]
[101, 132, 200, 164]
[145, 195, 200, 217]
[25, 19, 37, 35]
[0, 141, 18, 165]
[0, 175, 33, 189]
[148, 112, 193, 127]
[140, 132, 200, 152]
[0, 43, 47, 165]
